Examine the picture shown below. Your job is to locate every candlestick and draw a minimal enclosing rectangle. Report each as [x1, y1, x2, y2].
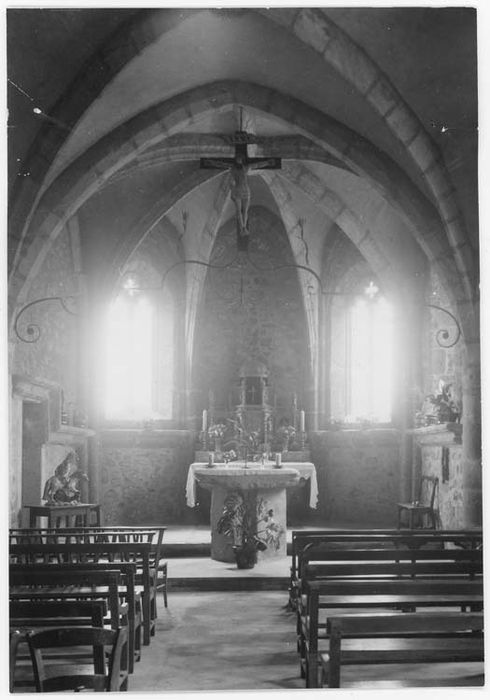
[300, 410, 305, 433]
[202, 409, 208, 432]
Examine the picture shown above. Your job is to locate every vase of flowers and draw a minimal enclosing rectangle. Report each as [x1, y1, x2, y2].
[208, 422, 227, 454]
[217, 490, 284, 569]
[275, 422, 296, 453]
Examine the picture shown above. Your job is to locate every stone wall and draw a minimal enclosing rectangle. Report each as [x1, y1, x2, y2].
[11, 231, 79, 403]
[9, 230, 80, 526]
[97, 430, 195, 524]
[424, 270, 464, 410]
[411, 425, 465, 529]
[310, 429, 401, 525]
[419, 444, 464, 528]
[192, 209, 309, 417]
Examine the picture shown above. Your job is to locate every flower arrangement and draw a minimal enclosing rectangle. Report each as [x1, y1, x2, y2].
[208, 423, 227, 439]
[415, 381, 461, 427]
[223, 449, 237, 463]
[217, 490, 285, 568]
[275, 423, 296, 451]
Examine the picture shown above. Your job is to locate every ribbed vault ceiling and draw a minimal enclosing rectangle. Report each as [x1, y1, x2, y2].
[7, 7, 478, 339]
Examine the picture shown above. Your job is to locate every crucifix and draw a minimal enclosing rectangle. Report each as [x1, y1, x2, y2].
[200, 130, 282, 250]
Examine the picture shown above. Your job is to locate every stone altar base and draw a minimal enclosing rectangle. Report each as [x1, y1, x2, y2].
[193, 466, 299, 564]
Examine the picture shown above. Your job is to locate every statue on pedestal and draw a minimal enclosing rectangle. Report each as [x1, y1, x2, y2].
[42, 452, 89, 505]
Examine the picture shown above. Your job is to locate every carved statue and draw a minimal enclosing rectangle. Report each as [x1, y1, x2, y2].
[42, 452, 89, 505]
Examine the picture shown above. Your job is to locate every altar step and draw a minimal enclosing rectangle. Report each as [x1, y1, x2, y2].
[168, 576, 289, 592]
[165, 542, 299, 557]
[165, 555, 290, 592]
[166, 543, 211, 558]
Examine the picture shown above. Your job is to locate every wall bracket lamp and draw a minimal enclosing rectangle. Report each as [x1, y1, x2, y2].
[13, 295, 78, 343]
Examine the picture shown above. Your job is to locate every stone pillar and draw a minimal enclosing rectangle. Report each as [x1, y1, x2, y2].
[461, 338, 482, 527]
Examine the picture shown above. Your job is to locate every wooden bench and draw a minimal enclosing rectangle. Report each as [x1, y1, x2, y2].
[10, 541, 156, 646]
[303, 548, 482, 581]
[10, 599, 109, 690]
[11, 560, 142, 673]
[9, 568, 130, 686]
[10, 526, 168, 609]
[300, 577, 483, 687]
[11, 626, 129, 692]
[10, 599, 108, 629]
[289, 528, 483, 608]
[9, 567, 127, 631]
[321, 611, 484, 688]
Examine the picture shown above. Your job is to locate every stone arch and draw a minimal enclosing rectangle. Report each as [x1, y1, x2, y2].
[10, 82, 468, 341]
[257, 8, 476, 298]
[10, 8, 475, 309]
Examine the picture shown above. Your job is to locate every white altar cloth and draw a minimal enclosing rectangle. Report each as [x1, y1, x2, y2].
[186, 461, 318, 509]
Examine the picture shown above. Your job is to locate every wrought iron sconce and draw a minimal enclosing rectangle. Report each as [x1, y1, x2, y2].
[426, 304, 461, 348]
[14, 295, 78, 343]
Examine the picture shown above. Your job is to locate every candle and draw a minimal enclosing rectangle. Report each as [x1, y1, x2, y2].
[208, 452, 214, 467]
[300, 410, 305, 433]
[202, 409, 208, 432]
[275, 452, 282, 467]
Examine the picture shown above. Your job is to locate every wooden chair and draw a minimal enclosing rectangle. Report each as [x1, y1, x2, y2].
[397, 476, 439, 529]
[25, 626, 128, 692]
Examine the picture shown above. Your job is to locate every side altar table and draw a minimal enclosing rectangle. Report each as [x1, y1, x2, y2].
[186, 463, 317, 562]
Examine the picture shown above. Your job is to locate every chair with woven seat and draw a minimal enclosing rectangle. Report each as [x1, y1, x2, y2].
[24, 626, 128, 692]
[397, 475, 439, 529]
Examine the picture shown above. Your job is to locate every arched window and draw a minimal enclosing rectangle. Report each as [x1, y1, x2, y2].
[104, 285, 174, 422]
[330, 281, 394, 424]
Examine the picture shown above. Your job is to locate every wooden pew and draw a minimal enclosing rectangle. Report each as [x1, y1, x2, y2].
[10, 526, 168, 610]
[10, 540, 156, 645]
[321, 611, 484, 688]
[9, 599, 109, 690]
[9, 568, 129, 684]
[303, 548, 482, 580]
[10, 599, 108, 629]
[9, 567, 126, 631]
[11, 561, 142, 673]
[289, 528, 483, 608]
[13, 626, 129, 692]
[300, 577, 483, 688]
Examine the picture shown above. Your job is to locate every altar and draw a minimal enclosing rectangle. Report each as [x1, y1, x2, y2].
[186, 462, 318, 562]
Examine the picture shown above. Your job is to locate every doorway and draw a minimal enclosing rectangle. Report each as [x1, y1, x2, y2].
[21, 400, 48, 522]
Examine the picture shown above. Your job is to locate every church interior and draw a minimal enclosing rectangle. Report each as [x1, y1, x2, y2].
[7, 6, 484, 693]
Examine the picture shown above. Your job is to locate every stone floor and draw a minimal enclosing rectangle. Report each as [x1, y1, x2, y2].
[130, 589, 484, 695]
[125, 524, 485, 695]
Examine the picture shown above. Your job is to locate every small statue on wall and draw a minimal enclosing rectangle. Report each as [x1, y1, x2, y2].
[42, 452, 89, 505]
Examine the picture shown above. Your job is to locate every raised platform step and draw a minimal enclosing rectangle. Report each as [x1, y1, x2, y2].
[168, 576, 289, 592]
[165, 542, 303, 557]
[166, 543, 211, 557]
[164, 555, 290, 592]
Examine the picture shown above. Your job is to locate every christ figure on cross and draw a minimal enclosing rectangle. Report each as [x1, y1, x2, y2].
[201, 133, 281, 250]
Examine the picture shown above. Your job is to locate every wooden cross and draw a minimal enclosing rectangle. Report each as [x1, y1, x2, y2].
[200, 131, 282, 250]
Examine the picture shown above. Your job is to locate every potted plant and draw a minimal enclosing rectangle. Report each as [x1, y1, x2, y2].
[217, 490, 285, 569]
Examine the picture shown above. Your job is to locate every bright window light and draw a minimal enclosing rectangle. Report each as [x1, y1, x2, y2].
[348, 296, 393, 422]
[104, 294, 153, 420]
